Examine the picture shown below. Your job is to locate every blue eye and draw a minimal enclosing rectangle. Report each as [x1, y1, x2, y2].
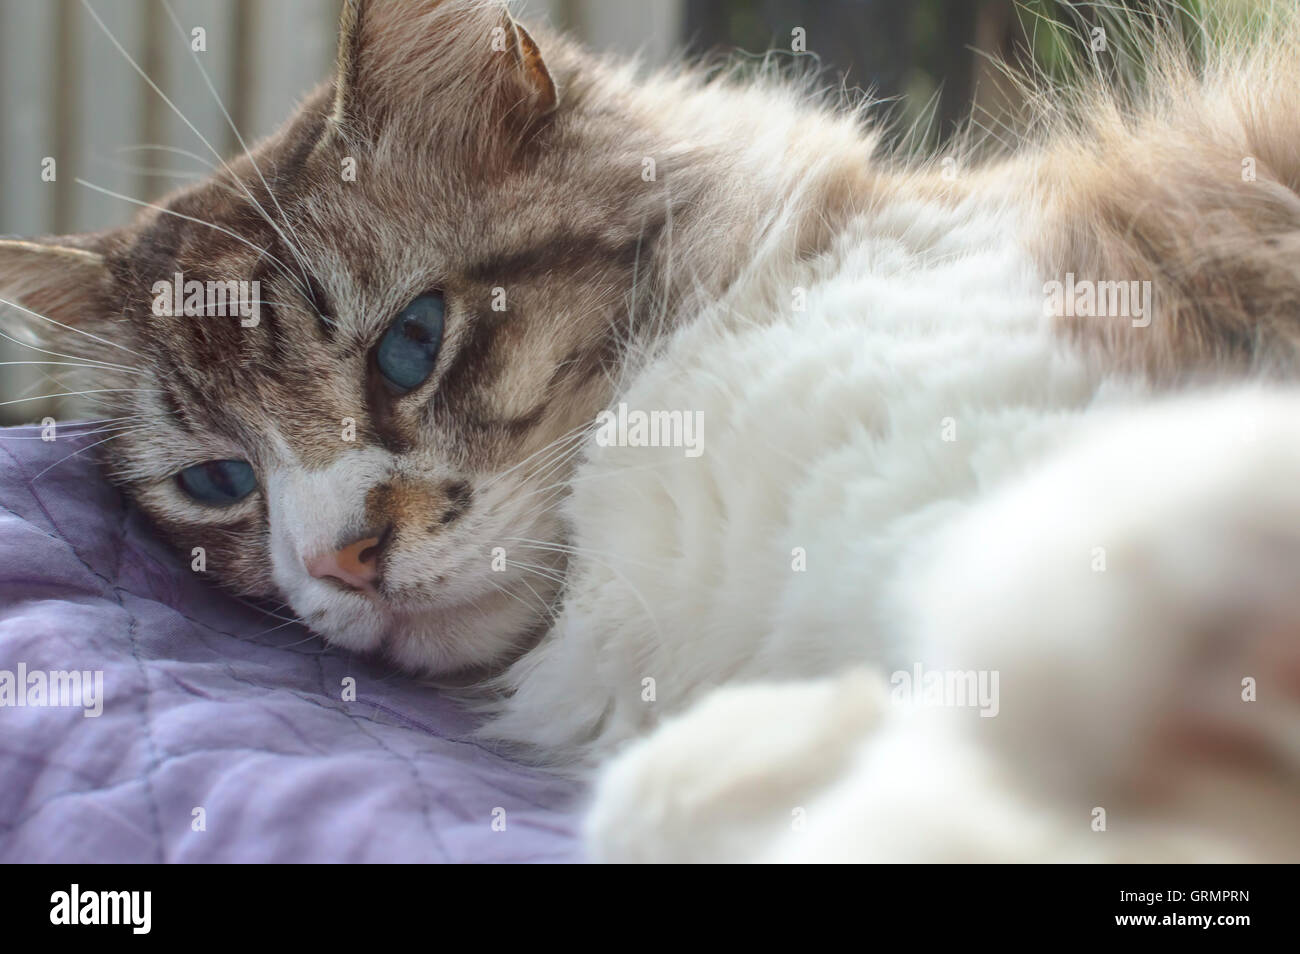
[376, 292, 446, 392]
[176, 459, 258, 506]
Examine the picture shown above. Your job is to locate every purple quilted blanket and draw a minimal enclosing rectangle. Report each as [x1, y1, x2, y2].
[0, 428, 582, 862]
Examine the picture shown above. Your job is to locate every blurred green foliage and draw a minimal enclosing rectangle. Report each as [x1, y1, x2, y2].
[684, 0, 1219, 146]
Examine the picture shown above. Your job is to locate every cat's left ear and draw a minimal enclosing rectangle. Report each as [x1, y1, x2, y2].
[0, 237, 115, 356]
[330, 0, 557, 143]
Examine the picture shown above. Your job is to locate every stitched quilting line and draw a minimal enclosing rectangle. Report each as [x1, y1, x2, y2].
[157, 600, 559, 764]
[172, 620, 477, 742]
[137, 594, 503, 857]
[2, 590, 578, 844]
[112, 494, 166, 862]
[155, 668, 331, 755]
[311, 652, 451, 861]
[155, 599, 540, 767]
[0, 502, 78, 548]
[0, 615, 495, 850]
[0, 743, 107, 788]
[1, 443, 166, 862]
[152, 660, 575, 817]
[0, 743, 512, 838]
[2, 443, 116, 561]
[6, 587, 571, 850]
[159, 600, 335, 658]
[1, 450, 122, 601]
[2, 639, 577, 854]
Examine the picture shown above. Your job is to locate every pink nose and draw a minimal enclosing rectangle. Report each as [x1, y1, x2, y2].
[305, 533, 385, 593]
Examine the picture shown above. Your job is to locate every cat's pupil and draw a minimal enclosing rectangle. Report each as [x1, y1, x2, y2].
[376, 292, 445, 392]
[403, 317, 431, 343]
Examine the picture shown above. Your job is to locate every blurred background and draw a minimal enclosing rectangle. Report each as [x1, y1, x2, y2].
[0, 0, 1201, 423]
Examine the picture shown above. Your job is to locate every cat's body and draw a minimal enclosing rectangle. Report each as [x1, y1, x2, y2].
[2, 0, 1298, 862]
[488, 155, 1300, 863]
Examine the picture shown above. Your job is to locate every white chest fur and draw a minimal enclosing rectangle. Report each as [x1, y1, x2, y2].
[483, 194, 1122, 762]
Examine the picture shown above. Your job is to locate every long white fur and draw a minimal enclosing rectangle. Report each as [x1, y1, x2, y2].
[483, 184, 1300, 861]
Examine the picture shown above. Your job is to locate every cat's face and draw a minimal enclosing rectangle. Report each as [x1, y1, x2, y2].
[0, 0, 675, 674]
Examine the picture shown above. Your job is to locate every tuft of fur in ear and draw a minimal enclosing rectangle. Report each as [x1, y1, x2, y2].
[510, 20, 556, 114]
[330, 0, 557, 151]
[0, 237, 115, 359]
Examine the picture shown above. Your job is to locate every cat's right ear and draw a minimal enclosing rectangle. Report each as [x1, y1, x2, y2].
[0, 238, 114, 352]
[328, 0, 558, 151]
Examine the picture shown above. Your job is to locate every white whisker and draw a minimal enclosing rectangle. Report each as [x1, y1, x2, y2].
[503, 559, 568, 586]
[78, 0, 315, 301]
[0, 420, 146, 442]
[479, 422, 593, 493]
[73, 178, 309, 298]
[6, 415, 143, 431]
[27, 426, 149, 483]
[0, 325, 143, 373]
[0, 361, 147, 377]
[159, 0, 325, 324]
[115, 143, 218, 172]
[0, 388, 163, 409]
[0, 295, 147, 360]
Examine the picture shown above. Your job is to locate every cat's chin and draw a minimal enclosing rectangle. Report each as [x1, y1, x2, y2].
[300, 581, 550, 677]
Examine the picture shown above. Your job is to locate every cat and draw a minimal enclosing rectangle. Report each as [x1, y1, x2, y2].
[1, 0, 1298, 862]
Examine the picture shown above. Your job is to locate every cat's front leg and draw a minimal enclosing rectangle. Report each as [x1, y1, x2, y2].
[584, 670, 887, 863]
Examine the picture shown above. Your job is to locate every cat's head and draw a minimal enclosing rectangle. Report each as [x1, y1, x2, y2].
[0, 0, 691, 674]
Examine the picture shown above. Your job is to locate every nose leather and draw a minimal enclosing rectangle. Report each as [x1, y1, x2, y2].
[306, 534, 383, 592]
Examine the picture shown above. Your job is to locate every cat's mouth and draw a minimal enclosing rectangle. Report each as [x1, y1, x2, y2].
[293, 565, 562, 676]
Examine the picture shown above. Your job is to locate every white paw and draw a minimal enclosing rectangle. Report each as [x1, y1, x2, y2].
[907, 389, 1300, 859]
[585, 670, 885, 863]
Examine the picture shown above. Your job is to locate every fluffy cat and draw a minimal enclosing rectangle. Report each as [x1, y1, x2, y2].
[1, 0, 1298, 862]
